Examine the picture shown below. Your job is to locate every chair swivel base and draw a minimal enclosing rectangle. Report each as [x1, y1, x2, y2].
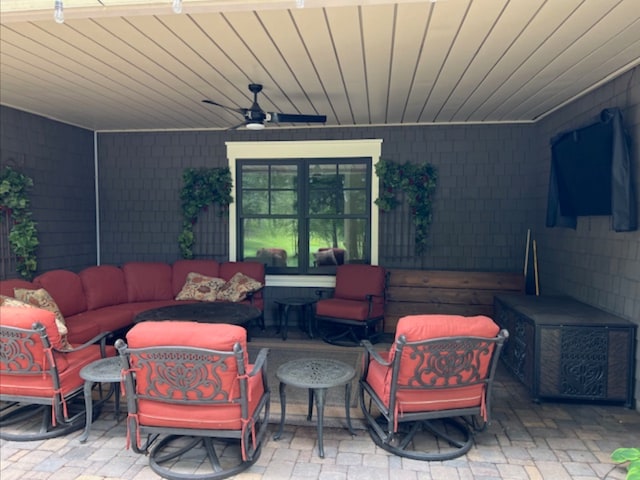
[0, 398, 102, 442]
[148, 434, 261, 480]
[366, 416, 474, 461]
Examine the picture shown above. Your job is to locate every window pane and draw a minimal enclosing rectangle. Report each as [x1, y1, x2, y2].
[242, 218, 298, 267]
[242, 191, 269, 215]
[309, 218, 367, 265]
[271, 191, 297, 214]
[340, 163, 367, 188]
[343, 190, 367, 214]
[271, 165, 297, 188]
[242, 165, 269, 188]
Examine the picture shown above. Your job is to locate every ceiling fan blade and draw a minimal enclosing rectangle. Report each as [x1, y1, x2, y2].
[202, 99, 245, 115]
[227, 120, 250, 130]
[269, 112, 327, 123]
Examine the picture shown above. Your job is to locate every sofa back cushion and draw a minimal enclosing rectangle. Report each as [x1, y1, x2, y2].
[34, 270, 87, 317]
[172, 259, 220, 297]
[219, 261, 265, 284]
[80, 265, 128, 310]
[123, 262, 173, 302]
[0, 279, 36, 297]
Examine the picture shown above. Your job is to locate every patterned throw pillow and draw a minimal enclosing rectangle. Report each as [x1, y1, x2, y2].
[175, 272, 226, 301]
[13, 288, 73, 350]
[216, 272, 263, 303]
[0, 294, 35, 308]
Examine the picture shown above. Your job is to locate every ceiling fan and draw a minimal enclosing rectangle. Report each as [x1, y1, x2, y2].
[203, 83, 327, 130]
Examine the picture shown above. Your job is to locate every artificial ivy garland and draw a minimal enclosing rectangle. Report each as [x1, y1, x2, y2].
[375, 159, 437, 255]
[0, 166, 40, 279]
[178, 167, 233, 259]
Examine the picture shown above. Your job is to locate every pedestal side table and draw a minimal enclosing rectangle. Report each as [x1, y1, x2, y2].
[273, 297, 317, 340]
[79, 356, 122, 442]
[273, 357, 356, 457]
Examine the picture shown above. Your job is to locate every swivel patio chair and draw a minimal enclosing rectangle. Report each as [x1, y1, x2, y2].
[359, 314, 508, 461]
[314, 264, 388, 346]
[0, 306, 112, 441]
[116, 320, 270, 480]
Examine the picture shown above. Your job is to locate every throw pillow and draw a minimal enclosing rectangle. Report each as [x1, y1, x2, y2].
[217, 272, 263, 303]
[14, 288, 73, 350]
[175, 272, 226, 301]
[0, 294, 34, 308]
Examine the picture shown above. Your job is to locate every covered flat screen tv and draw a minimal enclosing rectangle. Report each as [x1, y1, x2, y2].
[551, 119, 613, 217]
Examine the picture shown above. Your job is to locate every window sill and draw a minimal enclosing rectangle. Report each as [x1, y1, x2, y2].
[265, 275, 336, 288]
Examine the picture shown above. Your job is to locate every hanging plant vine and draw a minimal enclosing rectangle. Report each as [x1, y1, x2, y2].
[178, 167, 233, 259]
[375, 159, 438, 255]
[0, 166, 40, 280]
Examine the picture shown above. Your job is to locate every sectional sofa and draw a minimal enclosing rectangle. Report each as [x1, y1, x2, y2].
[0, 259, 265, 344]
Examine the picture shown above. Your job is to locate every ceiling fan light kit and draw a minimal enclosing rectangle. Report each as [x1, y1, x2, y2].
[203, 83, 326, 130]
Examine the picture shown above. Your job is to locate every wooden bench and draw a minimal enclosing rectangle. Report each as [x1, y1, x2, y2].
[383, 269, 525, 333]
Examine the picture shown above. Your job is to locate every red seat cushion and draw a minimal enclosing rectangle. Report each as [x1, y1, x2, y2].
[0, 306, 114, 398]
[366, 314, 500, 413]
[316, 298, 384, 321]
[125, 321, 261, 430]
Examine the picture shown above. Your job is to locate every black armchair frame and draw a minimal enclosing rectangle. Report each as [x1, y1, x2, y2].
[0, 321, 110, 441]
[116, 338, 270, 480]
[359, 329, 508, 461]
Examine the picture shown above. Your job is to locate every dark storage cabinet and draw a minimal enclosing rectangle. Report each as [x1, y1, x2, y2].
[494, 294, 636, 407]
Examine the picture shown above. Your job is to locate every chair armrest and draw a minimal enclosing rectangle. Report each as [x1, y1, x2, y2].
[361, 340, 391, 367]
[247, 347, 269, 377]
[53, 331, 111, 358]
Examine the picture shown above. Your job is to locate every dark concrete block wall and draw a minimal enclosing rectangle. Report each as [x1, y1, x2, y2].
[0, 107, 96, 275]
[97, 123, 536, 271]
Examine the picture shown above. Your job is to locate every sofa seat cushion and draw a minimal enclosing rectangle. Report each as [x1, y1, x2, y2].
[34, 270, 87, 317]
[123, 262, 173, 302]
[64, 304, 137, 343]
[172, 259, 220, 297]
[80, 265, 128, 310]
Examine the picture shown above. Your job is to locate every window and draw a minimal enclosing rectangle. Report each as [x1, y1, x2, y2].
[227, 140, 382, 286]
[237, 159, 370, 274]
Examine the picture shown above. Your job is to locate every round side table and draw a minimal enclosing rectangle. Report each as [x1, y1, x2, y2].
[272, 357, 356, 457]
[79, 356, 122, 443]
[273, 297, 317, 340]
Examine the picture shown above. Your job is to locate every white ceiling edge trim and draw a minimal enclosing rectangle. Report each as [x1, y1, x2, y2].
[0, 0, 440, 23]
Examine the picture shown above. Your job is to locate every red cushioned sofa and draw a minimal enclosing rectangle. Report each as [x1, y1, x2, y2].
[0, 260, 265, 344]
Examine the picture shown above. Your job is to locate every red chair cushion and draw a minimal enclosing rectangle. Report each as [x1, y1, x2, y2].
[1, 306, 114, 398]
[316, 298, 384, 321]
[366, 314, 500, 413]
[125, 321, 259, 430]
[333, 264, 386, 304]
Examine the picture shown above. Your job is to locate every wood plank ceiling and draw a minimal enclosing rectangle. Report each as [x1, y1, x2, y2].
[1, 0, 639, 131]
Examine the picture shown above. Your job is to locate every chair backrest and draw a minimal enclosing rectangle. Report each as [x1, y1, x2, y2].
[385, 314, 505, 416]
[0, 307, 63, 371]
[119, 321, 255, 426]
[334, 264, 386, 305]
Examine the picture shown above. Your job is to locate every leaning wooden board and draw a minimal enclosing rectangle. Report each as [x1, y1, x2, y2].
[383, 269, 525, 332]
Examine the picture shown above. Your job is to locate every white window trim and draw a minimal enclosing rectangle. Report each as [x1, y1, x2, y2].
[226, 139, 382, 288]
